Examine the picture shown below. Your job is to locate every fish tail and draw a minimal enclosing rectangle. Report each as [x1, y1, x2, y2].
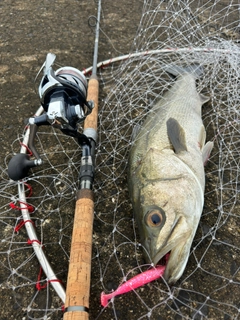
[163, 64, 204, 79]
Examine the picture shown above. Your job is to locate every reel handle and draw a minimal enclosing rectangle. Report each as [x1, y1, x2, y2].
[8, 153, 39, 181]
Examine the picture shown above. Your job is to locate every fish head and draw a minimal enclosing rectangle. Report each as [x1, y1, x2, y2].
[138, 178, 202, 284]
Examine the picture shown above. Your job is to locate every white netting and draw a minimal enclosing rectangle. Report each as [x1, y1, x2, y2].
[0, 0, 239, 319]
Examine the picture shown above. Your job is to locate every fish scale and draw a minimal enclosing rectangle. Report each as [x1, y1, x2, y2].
[144, 75, 203, 148]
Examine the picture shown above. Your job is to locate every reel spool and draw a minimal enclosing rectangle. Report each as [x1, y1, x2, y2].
[36, 65, 93, 129]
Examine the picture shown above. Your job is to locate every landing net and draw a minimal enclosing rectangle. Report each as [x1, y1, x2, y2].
[0, 1, 239, 319]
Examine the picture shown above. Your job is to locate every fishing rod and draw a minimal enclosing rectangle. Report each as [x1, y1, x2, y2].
[7, 0, 101, 317]
[63, 0, 101, 319]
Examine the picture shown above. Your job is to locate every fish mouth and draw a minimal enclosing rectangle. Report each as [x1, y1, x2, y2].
[150, 216, 192, 283]
[152, 246, 173, 270]
[152, 216, 182, 264]
[152, 246, 183, 285]
[154, 251, 171, 269]
[153, 250, 171, 266]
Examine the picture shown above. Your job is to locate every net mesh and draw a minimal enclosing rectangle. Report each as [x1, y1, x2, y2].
[0, 0, 239, 319]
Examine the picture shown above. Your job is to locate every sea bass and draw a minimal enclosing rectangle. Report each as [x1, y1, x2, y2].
[128, 70, 213, 284]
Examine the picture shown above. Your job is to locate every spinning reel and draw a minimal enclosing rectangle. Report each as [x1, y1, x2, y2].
[8, 53, 94, 181]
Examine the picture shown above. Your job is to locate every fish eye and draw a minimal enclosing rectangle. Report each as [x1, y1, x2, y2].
[145, 208, 165, 227]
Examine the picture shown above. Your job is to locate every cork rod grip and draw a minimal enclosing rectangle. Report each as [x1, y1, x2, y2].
[84, 75, 99, 132]
[63, 195, 94, 320]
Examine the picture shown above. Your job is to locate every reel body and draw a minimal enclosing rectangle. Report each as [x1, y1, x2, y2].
[8, 53, 94, 181]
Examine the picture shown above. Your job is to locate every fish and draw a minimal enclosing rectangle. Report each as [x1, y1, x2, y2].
[128, 67, 213, 284]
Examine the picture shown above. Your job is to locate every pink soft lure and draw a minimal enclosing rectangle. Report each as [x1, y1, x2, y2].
[101, 264, 166, 307]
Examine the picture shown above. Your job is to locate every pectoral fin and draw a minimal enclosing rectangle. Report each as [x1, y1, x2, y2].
[200, 93, 209, 105]
[202, 141, 214, 165]
[167, 118, 187, 153]
[199, 125, 206, 150]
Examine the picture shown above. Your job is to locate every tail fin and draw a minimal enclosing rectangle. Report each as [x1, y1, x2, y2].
[163, 64, 204, 79]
